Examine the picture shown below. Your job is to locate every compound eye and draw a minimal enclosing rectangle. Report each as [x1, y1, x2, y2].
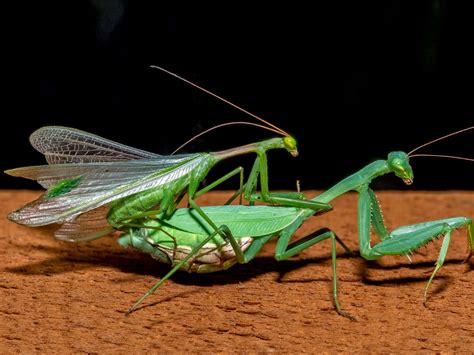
[283, 136, 297, 150]
[392, 159, 402, 167]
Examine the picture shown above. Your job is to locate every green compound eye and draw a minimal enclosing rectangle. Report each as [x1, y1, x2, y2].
[283, 136, 297, 150]
[282, 136, 298, 157]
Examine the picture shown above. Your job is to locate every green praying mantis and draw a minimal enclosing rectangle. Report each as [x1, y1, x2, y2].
[6, 66, 327, 243]
[117, 128, 474, 318]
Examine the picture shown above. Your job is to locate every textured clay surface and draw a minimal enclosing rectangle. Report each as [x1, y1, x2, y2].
[1, 190, 473, 352]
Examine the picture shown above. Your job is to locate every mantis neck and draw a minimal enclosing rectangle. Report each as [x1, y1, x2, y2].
[212, 138, 285, 161]
[313, 160, 391, 204]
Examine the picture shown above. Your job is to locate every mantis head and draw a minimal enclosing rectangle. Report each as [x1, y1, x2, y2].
[388, 151, 413, 185]
[283, 136, 298, 157]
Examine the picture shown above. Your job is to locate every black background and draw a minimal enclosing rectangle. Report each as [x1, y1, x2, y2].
[3, 2, 473, 191]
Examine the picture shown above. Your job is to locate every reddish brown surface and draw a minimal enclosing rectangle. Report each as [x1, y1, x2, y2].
[1, 190, 473, 352]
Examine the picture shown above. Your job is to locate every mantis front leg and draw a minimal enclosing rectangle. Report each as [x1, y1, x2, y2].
[357, 185, 474, 304]
[245, 152, 333, 212]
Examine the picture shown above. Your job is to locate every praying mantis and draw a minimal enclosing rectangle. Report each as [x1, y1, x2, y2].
[5, 65, 473, 319]
[5, 67, 327, 242]
[117, 128, 473, 318]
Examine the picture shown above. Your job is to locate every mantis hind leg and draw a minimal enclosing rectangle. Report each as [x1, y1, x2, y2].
[275, 220, 356, 319]
[126, 222, 271, 314]
[127, 225, 230, 314]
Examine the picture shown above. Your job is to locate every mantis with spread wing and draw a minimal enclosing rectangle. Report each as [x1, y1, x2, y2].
[6, 67, 328, 242]
[117, 127, 473, 318]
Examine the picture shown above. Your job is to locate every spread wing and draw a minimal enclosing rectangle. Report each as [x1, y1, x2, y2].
[29, 126, 161, 164]
[54, 205, 115, 242]
[7, 154, 206, 227]
[6, 126, 204, 227]
[6, 158, 196, 189]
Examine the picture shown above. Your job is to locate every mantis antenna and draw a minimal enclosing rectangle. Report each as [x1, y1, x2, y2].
[408, 126, 474, 156]
[149, 65, 290, 137]
[408, 125, 474, 162]
[409, 154, 474, 162]
[171, 121, 284, 155]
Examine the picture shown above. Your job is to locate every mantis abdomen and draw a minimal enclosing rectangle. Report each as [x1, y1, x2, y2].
[118, 226, 253, 273]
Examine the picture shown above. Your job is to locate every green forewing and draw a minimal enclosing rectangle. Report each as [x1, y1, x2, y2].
[162, 205, 302, 237]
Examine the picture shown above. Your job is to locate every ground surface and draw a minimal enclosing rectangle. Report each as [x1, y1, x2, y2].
[1, 190, 473, 352]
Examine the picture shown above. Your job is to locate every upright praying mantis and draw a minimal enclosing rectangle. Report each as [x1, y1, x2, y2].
[117, 127, 473, 318]
[6, 66, 328, 242]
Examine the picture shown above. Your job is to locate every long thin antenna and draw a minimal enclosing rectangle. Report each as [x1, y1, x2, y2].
[408, 126, 474, 156]
[409, 154, 474, 162]
[150, 65, 289, 136]
[171, 121, 283, 155]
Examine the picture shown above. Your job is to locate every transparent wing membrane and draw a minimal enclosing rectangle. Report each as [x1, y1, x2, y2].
[54, 206, 114, 242]
[5, 158, 196, 189]
[7, 126, 205, 227]
[8, 154, 206, 226]
[29, 126, 161, 164]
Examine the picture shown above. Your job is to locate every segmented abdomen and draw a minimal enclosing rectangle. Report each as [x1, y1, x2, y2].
[118, 231, 253, 273]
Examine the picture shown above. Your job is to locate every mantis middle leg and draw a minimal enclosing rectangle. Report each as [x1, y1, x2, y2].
[273, 219, 355, 319]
